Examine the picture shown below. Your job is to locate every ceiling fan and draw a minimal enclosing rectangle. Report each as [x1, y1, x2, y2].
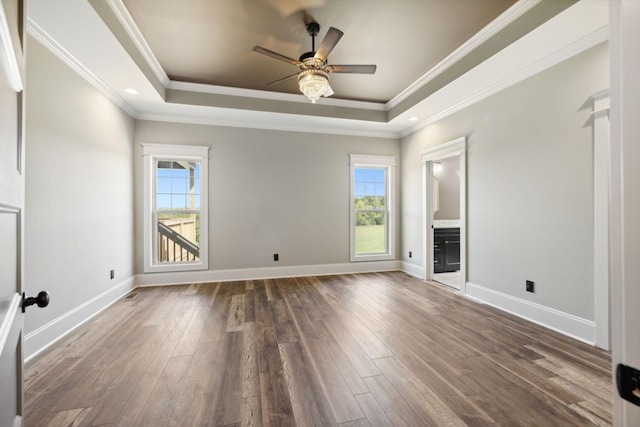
[253, 22, 377, 103]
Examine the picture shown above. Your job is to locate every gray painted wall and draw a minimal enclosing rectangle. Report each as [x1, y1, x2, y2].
[401, 42, 608, 320]
[434, 155, 460, 220]
[24, 37, 136, 335]
[133, 122, 400, 273]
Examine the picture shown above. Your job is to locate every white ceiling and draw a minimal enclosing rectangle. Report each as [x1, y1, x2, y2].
[25, 0, 607, 138]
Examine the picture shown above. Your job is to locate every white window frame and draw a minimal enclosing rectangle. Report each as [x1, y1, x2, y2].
[142, 143, 209, 273]
[350, 154, 396, 262]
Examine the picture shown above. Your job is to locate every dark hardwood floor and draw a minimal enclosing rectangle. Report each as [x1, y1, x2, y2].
[24, 272, 612, 426]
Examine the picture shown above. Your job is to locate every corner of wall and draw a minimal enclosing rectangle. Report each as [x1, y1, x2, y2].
[24, 276, 135, 363]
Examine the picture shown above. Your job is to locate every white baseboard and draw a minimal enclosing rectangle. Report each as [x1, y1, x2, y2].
[465, 282, 596, 345]
[24, 276, 135, 362]
[135, 261, 403, 287]
[401, 261, 425, 279]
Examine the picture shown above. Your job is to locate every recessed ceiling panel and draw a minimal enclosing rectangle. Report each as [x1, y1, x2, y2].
[122, 0, 517, 102]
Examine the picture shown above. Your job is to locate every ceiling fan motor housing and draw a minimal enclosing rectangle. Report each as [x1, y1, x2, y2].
[299, 51, 318, 63]
[306, 22, 320, 37]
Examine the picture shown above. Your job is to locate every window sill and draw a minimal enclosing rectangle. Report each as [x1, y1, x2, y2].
[143, 261, 208, 274]
[350, 253, 394, 262]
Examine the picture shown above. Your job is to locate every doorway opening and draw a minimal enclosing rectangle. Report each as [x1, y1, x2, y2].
[421, 137, 466, 292]
[432, 155, 461, 288]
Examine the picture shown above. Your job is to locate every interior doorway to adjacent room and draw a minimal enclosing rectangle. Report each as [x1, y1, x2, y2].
[432, 156, 461, 288]
[421, 137, 466, 292]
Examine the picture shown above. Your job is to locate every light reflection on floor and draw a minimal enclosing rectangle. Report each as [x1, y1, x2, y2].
[433, 271, 460, 289]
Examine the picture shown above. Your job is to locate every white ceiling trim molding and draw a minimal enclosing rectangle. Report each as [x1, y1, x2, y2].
[420, 137, 466, 162]
[400, 1, 608, 138]
[136, 111, 400, 139]
[26, 17, 138, 117]
[387, 0, 542, 109]
[168, 80, 386, 111]
[0, 0, 23, 91]
[106, 0, 169, 87]
[27, 14, 397, 138]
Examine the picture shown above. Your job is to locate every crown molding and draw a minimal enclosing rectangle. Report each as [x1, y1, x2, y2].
[27, 14, 400, 139]
[0, 0, 23, 91]
[26, 17, 138, 117]
[106, 0, 169, 87]
[136, 111, 401, 139]
[168, 80, 387, 111]
[388, 0, 542, 109]
[401, 24, 608, 138]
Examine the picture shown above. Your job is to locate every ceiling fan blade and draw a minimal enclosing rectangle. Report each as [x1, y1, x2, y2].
[329, 65, 377, 74]
[314, 27, 343, 62]
[266, 72, 299, 86]
[253, 46, 300, 66]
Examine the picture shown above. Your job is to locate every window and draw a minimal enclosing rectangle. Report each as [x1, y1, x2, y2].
[350, 154, 396, 261]
[143, 144, 209, 273]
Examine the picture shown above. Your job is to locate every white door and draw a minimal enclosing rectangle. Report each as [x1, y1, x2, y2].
[0, 0, 27, 425]
[610, 0, 640, 425]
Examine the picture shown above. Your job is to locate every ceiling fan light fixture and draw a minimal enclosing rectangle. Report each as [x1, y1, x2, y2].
[298, 69, 330, 103]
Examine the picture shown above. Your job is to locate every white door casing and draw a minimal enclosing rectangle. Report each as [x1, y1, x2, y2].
[610, 0, 640, 425]
[421, 137, 467, 292]
[0, 0, 26, 425]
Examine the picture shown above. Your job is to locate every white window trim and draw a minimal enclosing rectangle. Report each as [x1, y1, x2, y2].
[350, 154, 396, 262]
[142, 143, 209, 273]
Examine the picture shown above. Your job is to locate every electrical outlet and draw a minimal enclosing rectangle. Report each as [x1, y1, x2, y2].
[526, 280, 534, 293]
[409, 251, 412, 258]
[110, 269, 115, 280]
[273, 253, 279, 262]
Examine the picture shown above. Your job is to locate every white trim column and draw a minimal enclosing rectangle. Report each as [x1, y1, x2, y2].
[592, 90, 610, 350]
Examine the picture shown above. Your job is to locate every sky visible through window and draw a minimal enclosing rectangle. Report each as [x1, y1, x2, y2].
[156, 161, 201, 210]
[354, 168, 385, 198]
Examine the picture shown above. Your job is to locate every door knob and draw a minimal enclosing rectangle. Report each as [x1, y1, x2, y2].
[22, 291, 50, 312]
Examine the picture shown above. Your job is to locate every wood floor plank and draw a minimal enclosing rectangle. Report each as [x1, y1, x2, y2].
[129, 354, 192, 427]
[338, 418, 370, 427]
[227, 293, 247, 332]
[259, 370, 295, 427]
[81, 329, 173, 426]
[213, 330, 245, 425]
[170, 303, 209, 357]
[165, 340, 226, 426]
[458, 354, 597, 426]
[271, 299, 300, 343]
[278, 341, 336, 426]
[315, 333, 369, 396]
[242, 395, 263, 427]
[380, 332, 496, 425]
[44, 407, 93, 427]
[374, 356, 466, 426]
[114, 331, 181, 426]
[24, 366, 102, 427]
[322, 316, 382, 378]
[241, 321, 261, 399]
[24, 272, 613, 427]
[353, 392, 393, 427]
[304, 338, 364, 423]
[362, 375, 429, 427]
